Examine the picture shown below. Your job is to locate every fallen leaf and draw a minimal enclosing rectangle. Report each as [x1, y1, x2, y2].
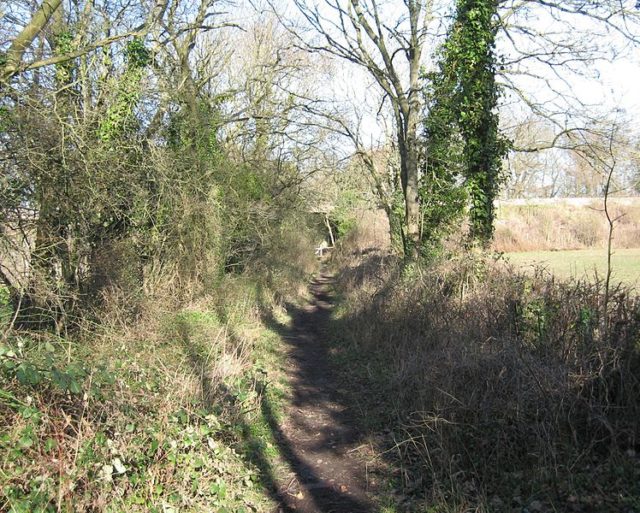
[101, 465, 113, 482]
[112, 458, 127, 475]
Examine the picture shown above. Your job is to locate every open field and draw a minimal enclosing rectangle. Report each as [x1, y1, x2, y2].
[504, 248, 640, 287]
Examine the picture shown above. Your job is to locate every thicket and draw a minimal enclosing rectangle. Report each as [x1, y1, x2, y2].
[1, 82, 310, 330]
[329, 224, 640, 511]
[0, 7, 323, 511]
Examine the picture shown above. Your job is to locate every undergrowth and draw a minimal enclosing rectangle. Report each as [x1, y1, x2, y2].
[0, 260, 313, 512]
[329, 230, 640, 513]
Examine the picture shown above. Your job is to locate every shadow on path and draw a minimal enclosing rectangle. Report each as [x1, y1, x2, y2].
[254, 272, 377, 513]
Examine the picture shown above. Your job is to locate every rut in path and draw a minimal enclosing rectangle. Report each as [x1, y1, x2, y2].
[262, 273, 377, 513]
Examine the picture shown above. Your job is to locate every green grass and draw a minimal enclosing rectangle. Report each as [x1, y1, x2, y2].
[504, 248, 640, 287]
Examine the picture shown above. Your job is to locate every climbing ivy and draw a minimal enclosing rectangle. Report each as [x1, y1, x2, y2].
[424, 0, 510, 246]
[54, 30, 75, 84]
[124, 37, 151, 69]
[98, 38, 151, 142]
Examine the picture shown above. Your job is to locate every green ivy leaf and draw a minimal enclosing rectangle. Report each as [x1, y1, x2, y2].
[68, 379, 82, 395]
[16, 363, 42, 386]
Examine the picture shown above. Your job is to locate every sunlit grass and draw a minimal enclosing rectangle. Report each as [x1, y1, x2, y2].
[504, 248, 640, 288]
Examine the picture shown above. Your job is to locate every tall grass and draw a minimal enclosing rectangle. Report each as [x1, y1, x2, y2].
[331, 240, 640, 511]
[493, 199, 640, 252]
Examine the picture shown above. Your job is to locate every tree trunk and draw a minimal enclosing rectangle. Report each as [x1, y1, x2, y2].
[397, 119, 420, 258]
[1, 0, 63, 81]
[324, 214, 335, 247]
[404, 122, 420, 257]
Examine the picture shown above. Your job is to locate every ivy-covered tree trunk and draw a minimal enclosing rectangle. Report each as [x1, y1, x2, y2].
[455, 0, 507, 244]
[424, 0, 509, 246]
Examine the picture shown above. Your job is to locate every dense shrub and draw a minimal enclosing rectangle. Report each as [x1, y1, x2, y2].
[332, 246, 640, 511]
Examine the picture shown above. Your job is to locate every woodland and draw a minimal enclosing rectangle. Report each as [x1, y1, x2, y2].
[1, 1, 640, 512]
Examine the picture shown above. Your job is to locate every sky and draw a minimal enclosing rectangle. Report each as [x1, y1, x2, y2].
[588, 56, 640, 118]
[301, 0, 640, 146]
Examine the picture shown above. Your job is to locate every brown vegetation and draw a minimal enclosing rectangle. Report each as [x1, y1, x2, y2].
[493, 198, 640, 252]
[330, 228, 640, 511]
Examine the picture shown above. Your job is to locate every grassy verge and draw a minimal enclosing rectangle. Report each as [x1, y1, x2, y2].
[0, 274, 302, 512]
[324, 316, 406, 513]
[328, 239, 640, 513]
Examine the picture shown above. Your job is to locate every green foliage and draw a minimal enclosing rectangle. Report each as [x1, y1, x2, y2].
[418, 168, 468, 249]
[54, 31, 74, 55]
[1, 338, 89, 394]
[53, 30, 74, 84]
[0, 105, 10, 132]
[125, 38, 151, 69]
[329, 188, 362, 238]
[98, 39, 150, 142]
[515, 292, 551, 346]
[0, 285, 11, 327]
[423, 0, 510, 246]
[0, 290, 297, 512]
[334, 215, 356, 239]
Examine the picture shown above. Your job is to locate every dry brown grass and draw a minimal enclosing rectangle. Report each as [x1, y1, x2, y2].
[493, 198, 640, 252]
[330, 209, 390, 266]
[331, 237, 640, 511]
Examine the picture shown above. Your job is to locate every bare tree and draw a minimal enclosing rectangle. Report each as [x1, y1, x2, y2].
[277, 0, 437, 255]
[277, 0, 640, 251]
[0, 0, 171, 83]
[498, 1, 640, 196]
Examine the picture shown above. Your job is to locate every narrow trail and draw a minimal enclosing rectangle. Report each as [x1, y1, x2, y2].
[265, 272, 377, 513]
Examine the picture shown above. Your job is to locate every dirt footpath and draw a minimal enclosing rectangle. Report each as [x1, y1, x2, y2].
[270, 273, 377, 513]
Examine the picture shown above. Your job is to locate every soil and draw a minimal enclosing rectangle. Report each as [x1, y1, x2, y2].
[268, 272, 378, 513]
